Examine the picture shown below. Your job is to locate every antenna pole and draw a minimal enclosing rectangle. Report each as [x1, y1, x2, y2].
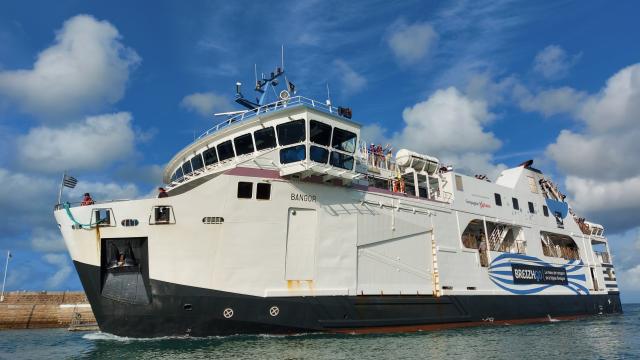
[281, 45, 284, 71]
[326, 82, 332, 110]
[254, 64, 258, 86]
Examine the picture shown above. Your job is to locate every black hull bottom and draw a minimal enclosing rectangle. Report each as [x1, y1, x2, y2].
[74, 261, 623, 338]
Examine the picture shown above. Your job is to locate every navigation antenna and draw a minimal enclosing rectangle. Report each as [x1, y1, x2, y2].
[326, 82, 332, 107]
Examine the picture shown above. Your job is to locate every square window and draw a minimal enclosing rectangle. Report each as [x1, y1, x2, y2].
[494, 193, 502, 206]
[543, 205, 549, 217]
[256, 183, 271, 200]
[512, 198, 519, 210]
[528, 201, 535, 214]
[237, 182, 252, 199]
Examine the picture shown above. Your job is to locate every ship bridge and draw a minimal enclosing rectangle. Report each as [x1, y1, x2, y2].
[163, 96, 362, 191]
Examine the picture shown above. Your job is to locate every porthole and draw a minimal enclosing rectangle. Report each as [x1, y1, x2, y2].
[121, 219, 139, 227]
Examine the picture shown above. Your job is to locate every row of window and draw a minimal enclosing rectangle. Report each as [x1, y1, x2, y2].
[171, 119, 358, 182]
[494, 193, 550, 217]
[237, 182, 271, 200]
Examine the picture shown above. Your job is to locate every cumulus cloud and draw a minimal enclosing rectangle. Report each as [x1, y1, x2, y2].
[17, 112, 136, 173]
[364, 87, 505, 178]
[0, 14, 140, 120]
[180, 92, 233, 117]
[544, 63, 640, 232]
[533, 45, 580, 80]
[42, 253, 73, 288]
[334, 59, 367, 96]
[67, 179, 140, 202]
[516, 86, 587, 117]
[386, 20, 438, 65]
[30, 227, 67, 253]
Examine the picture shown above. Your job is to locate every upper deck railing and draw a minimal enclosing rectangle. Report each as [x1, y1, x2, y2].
[197, 96, 345, 142]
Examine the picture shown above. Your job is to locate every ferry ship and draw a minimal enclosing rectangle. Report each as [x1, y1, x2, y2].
[54, 63, 622, 338]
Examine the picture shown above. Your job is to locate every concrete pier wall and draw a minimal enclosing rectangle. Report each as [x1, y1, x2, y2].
[0, 291, 96, 330]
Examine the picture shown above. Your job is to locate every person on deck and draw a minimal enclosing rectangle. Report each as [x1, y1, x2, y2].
[81, 193, 94, 206]
[157, 187, 168, 198]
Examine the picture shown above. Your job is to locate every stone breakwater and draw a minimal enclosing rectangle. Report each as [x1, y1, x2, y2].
[0, 291, 96, 330]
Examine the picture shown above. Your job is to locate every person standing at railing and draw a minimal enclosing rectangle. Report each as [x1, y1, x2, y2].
[81, 193, 94, 206]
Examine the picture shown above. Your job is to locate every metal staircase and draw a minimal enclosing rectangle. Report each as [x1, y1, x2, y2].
[488, 224, 507, 251]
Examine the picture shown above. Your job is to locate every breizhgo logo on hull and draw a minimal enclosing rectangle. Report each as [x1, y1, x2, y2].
[488, 253, 588, 295]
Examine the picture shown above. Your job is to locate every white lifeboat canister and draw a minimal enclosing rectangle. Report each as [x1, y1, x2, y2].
[395, 149, 440, 174]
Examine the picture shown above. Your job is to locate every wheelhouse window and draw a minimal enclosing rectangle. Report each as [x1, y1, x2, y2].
[512, 198, 519, 210]
[237, 182, 252, 199]
[256, 183, 271, 200]
[234, 133, 255, 156]
[330, 151, 354, 170]
[203, 147, 218, 166]
[254, 127, 277, 151]
[280, 144, 306, 164]
[217, 140, 235, 161]
[174, 167, 184, 182]
[310, 120, 332, 146]
[331, 128, 357, 153]
[182, 160, 193, 176]
[277, 119, 306, 146]
[528, 201, 535, 214]
[494, 193, 502, 206]
[310, 146, 329, 164]
[191, 153, 204, 172]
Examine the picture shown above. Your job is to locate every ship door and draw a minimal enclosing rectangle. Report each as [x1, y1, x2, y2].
[590, 267, 599, 291]
[285, 208, 317, 280]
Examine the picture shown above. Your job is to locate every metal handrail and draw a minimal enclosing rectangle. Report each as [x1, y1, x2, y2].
[197, 96, 342, 141]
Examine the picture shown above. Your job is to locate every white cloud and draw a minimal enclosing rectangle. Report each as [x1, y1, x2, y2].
[366, 87, 505, 178]
[0, 15, 140, 120]
[393, 87, 500, 155]
[17, 112, 136, 173]
[533, 45, 580, 80]
[30, 227, 66, 253]
[579, 63, 640, 132]
[516, 86, 587, 117]
[181, 92, 233, 117]
[42, 253, 73, 288]
[67, 180, 140, 203]
[544, 63, 640, 232]
[333, 59, 367, 96]
[387, 20, 438, 65]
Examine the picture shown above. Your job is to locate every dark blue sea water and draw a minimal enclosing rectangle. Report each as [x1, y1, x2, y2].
[1, 304, 639, 360]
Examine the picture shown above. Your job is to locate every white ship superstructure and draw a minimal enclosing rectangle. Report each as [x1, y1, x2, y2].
[54, 64, 621, 337]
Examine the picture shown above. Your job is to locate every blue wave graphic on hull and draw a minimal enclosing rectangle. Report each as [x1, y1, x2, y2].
[488, 253, 589, 295]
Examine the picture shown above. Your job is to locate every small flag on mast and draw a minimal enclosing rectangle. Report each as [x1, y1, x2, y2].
[63, 175, 78, 188]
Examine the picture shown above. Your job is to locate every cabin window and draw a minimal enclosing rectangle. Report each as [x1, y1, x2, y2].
[540, 231, 580, 260]
[256, 183, 271, 200]
[92, 209, 112, 227]
[203, 147, 218, 166]
[182, 160, 193, 176]
[494, 193, 502, 206]
[280, 145, 306, 164]
[191, 153, 204, 172]
[310, 145, 329, 164]
[528, 201, 535, 214]
[401, 172, 416, 196]
[543, 205, 549, 217]
[330, 151, 354, 170]
[152, 206, 173, 224]
[417, 174, 428, 198]
[455, 175, 463, 191]
[512, 198, 519, 210]
[310, 120, 332, 146]
[331, 128, 357, 153]
[254, 127, 277, 151]
[202, 217, 224, 224]
[277, 119, 306, 146]
[237, 182, 253, 199]
[234, 133, 255, 156]
[217, 140, 235, 161]
[174, 167, 184, 181]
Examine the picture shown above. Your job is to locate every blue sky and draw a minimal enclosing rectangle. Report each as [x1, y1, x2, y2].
[0, 1, 638, 302]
